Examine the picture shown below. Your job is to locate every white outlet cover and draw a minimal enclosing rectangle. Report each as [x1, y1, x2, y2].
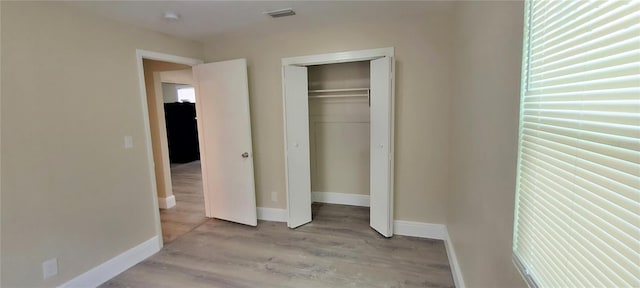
[42, 258, 58, 279]
[271, 191, 278, 202]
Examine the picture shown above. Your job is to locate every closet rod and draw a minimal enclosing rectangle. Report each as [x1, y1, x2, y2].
[308, 88, 370, 93]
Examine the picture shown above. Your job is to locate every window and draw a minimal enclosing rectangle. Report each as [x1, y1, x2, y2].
[178, 87, 196, 103]
[512, 1, 639, 287]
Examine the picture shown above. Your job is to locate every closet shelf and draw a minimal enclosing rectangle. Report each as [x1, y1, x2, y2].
[308, 88, 370, 93]
[309, 94, 368, 98]
[308, 88, 370, 99]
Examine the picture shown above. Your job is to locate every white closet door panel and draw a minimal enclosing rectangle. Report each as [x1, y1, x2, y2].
[193, 59, 257, 226]
[370, 56, 394, 237]
[283, 65, 312, 228]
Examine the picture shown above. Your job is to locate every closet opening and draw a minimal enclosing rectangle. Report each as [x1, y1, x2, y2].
[283, 47, 394, 236]
[307, 61, 372, 224]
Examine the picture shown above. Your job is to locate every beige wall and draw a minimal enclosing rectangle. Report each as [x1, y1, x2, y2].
[142, 59, 191, 199]
[0, 2, 202, 287]
[162, 83, 179, 103]
[308, 61, 370, 91]
[203, 4, 455, 223]
[447, 1, 527, 287]
[160, 69, 195, 86]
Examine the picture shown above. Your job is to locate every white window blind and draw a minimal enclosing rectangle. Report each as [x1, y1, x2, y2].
[513, 0, 640, 287]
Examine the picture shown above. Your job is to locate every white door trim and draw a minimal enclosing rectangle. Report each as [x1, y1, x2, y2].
[281, 47, 395, 234]
[135, 49, 203, 248]
[281, 47, 394, 66]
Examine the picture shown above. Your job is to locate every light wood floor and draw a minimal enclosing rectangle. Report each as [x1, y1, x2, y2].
[102, 202, 454, 288]
[161, 161, 207, 243]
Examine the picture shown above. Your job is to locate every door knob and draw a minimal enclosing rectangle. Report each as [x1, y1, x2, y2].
[241, 152, 249, 158]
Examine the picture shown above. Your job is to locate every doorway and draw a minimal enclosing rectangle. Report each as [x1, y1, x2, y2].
[308, 61, 372, 228]
[136, 50, 259, 249]
[282, 48, 395, 237]
[141, 59, 207, 243]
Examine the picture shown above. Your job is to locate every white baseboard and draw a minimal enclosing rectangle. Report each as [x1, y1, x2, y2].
[444, 228, 466, 288]
[393, 220, 447, 240]
[311, 192, 370, 207]
[158, 195, 176, 209]
[58, 236, 160, 288]
[392, 221, 464, 288]
[257, 207, 287, 222]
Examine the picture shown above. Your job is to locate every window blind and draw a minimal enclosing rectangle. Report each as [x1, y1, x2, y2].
[513, 0, 640, 287]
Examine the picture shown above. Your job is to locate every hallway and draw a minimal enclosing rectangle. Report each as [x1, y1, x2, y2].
[161, 161, 207, 243]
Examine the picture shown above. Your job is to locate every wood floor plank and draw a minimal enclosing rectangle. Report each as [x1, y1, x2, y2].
[160, 161, 208, 243]
[103, 202, 454, 288]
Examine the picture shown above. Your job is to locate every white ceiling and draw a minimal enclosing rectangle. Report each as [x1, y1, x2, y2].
[65, 1, 454, 42]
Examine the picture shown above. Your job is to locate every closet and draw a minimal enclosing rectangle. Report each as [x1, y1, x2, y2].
[282, 48, 395, 237]
[308, 61, 371, 202]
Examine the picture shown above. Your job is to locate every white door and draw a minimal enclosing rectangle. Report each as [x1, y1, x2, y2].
[193, 59, 257, 226]
[283, 65, 312, 228]
[370, 56, 394, 237]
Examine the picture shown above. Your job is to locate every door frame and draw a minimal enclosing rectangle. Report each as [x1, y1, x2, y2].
[281, 47, 395, 232]
[135, 49, 204, 248]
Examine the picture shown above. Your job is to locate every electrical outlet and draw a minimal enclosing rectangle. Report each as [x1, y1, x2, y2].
[271, 191, 278, 202]
[124, 136, 133, 149]
[42, 258, 58, 279]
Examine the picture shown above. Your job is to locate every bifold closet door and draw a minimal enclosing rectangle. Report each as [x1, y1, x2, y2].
[370, 56, 394, 237]
[283, 65, 312, 228]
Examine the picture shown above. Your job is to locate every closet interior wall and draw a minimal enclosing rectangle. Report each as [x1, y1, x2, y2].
[307, 61, 371, 197]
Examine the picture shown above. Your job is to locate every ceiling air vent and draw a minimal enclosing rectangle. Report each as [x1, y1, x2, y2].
[265, 8, 296, 18]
